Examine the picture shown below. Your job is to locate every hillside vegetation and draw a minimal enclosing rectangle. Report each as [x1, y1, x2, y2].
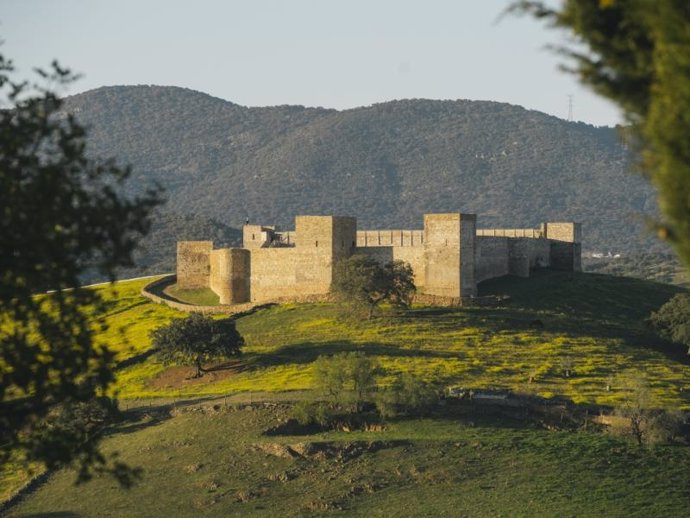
[3, 272, 690, 513]
[8, 403, 690, 517]
[62, 86, 661, 259]
[77, 273, 690, 409]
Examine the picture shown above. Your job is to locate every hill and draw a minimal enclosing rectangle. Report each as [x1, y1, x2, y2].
[8, 402, 690, 517]
[67, 272, 690, 408]
[61, 86, 661, 260]
[3, 272, 689, 510]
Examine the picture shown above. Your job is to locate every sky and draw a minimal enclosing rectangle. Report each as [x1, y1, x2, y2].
[1, 0, 622, 126]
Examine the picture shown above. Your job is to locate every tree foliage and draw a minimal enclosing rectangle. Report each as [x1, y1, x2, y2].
[332, 255, 416, 319]
[313, 352, 377, 412]
[512, 0, 690, 265]
[648, 293, 690, 354]
[151, 313, 244, 378]
[610, 376, 683, 447]
[0, 52, 160, 480]
[375, 373, 439, 419]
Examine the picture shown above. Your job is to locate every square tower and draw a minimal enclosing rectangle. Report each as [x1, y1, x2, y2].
[293, 215, 357, 288]
[423, 213, 477, 298]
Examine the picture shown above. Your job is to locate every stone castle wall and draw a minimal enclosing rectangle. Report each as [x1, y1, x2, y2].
[176, 241, 212, 289]
[355, 229, 427, 289]
[475, 237, 510, 283]
[176, 214, 581, 306]
[209, 248, 250, 304]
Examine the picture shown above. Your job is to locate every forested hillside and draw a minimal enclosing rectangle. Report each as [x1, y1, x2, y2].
[63, 85, 662, 265]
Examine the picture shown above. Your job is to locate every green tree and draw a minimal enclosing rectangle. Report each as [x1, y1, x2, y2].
[312, 352, 377, 413]
[332, 255, 416, 319]
[0, 53, 160, 482]
[151, 313, 244, 378]
[609, 376, 682, 447]
[313, 353, 349, 406]
[387, 260, 417, 310]
[511, 0, 690, 266]
[349, 353, 377, 413]
[375, 373, 438, 419]
[648, 293, 690, 354]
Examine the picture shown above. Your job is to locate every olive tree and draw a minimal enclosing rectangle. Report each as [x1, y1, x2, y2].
[332, 255, 416, 319]
[151, 313, 244, 378]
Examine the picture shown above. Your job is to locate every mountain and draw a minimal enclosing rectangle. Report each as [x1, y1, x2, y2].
[62, 85, 661, 258]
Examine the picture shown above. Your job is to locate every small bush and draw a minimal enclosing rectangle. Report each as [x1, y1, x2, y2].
[648, 293, 690, 354]
[375, 374, 438, 418]
[290, 401, 334, 427]
[313, 352, 377, 413]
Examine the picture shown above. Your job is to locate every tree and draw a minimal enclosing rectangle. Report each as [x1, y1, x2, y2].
[387, 260, 417, 310]
[375, 373, 438, 419]
[511, 1, 690, 266]
[151, 313, 244, 378]
[332, 255, 416, 319]
[648, 293, 690, 354]
[312, 352, 377, 413]
[0, 52, 160, 482]
[609, 376, 682, 447]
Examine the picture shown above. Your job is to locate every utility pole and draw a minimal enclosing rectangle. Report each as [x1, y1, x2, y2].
[567, 94, 574, 122]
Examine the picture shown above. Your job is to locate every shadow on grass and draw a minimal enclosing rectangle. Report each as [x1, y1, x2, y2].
[479, 270, 683, 324]
[112, 396, 222, 437]
[246, 340, 462, 370]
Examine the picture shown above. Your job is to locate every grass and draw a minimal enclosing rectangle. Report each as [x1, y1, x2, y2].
[4, 271, 690, 513]
[109, 271, 689, 410]
[165, 285, 220, 306]
[6, 403, 690, 517]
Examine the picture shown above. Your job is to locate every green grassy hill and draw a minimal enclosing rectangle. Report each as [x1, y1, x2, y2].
[4, 271, 689, 515]
[8, 402, 690, 517]
[109, 272, 688, 409]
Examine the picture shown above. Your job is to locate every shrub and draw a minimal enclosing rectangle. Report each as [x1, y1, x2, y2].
[375, 374, 438, 418]
[312, 352, 377, 413]
[648, 293, 690, 354]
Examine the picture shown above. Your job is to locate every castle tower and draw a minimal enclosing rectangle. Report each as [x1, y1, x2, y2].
[543, 222, 582, 272]
[294, 215, 356, 286]
[209, 248, 250, 304]
[423, 213, 477, 299]
[176, 241, 213, 289]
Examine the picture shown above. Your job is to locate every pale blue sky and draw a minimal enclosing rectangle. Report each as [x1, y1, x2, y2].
[1, 0, 621, 126]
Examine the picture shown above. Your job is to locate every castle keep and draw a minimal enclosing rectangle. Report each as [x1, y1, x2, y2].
[176, 213, 581, 305]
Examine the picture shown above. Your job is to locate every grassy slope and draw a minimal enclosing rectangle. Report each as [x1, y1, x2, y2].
[4, 271, 690, 514]
[8, 404, 690, 517]
[114, 272, 689, 409]
[165, 285, 220, 306]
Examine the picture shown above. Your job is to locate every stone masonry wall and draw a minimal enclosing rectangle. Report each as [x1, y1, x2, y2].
[176, 241, 213, 289]
[475, 237, 510, 283]
[544, 222, 582, 243]
[176, 214, 582, 306]
[423, 213, 462, 298]
[210, 248, 250, 304]
[551, 242, 582, 271]
[459, 214, 477, 297]
[508, 238, 551, 277]
[356, 230, 424, 247]
[476, 228, 542, 239]
[249, 216, 356, 303]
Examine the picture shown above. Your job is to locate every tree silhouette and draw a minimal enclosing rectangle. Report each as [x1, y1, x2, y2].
[0, 52, 161, 483]
[512, 0, 690, 265]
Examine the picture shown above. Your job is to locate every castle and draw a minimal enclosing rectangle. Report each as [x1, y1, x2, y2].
[176, 213, 581, 305]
